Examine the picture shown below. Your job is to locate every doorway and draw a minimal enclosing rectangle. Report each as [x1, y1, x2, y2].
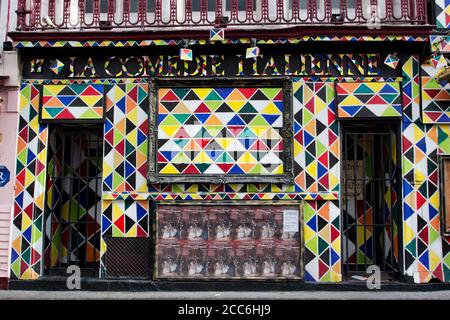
[341, 123, 401, 281]
[43, 125, 103, 277]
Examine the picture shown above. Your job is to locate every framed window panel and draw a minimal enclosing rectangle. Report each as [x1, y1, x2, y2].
[147, 78, 294, 184]
[439, 155, 450, 235]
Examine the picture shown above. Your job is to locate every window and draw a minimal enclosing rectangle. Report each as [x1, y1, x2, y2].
[191, 0, 217, 11]
[148, 78, 294, 184]
[439, 155, 450, 235]
[85, 0, 109, 14]
[225, 0, 257, 10]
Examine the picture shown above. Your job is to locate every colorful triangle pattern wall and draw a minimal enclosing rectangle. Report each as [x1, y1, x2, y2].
[157, 87, 284, 175]
[10, 84, 49, 279]
[41, 84, 104, 120]
[336, 82, 402, 118]
[435, 0, 450, 29]
[421, 62, 450, 123]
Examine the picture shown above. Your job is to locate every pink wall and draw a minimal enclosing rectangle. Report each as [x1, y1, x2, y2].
[0, 89, 18, 280]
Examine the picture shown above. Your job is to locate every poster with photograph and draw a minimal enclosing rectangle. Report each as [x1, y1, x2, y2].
[157, 208, 181, 243]
[181, 208, 208, 242]
[206, 247, 236, 278]
[157, 245, 181, 278]
[180, 246, 207, 278]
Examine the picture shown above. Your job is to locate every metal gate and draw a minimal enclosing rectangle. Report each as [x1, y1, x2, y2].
[44, 126, 103, 276]
[342, 127, 400, 280]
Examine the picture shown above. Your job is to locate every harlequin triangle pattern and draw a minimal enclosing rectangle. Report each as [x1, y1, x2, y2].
[384, 54, 400, 69]
[103, 83, 149, 193]
[435, 0, 450, 29]
[102, 200, 149, 237]
[293, 82, 339, 194]
[304, 201, 341, 282]
[336, 82, 402, 118]
[402, 55, 421, 122]
[41, 84, 104, 121]
[157, 87, 284, 175]
[402, 123, 450, 283]
[11, 84, 49, 279]
[421, 62, 450, 123]
[210, 28, 225, 41]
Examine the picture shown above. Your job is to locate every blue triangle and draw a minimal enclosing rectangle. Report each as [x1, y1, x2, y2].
[306, 216, 317, 231]
[419, 250, 429, 269]
[136, 203, 147, 221]
[262, 114, 281, 126]
[102, 215, 112, 233]
[228, 164, 245, 174]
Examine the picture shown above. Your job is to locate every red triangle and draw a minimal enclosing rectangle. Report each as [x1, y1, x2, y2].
[319, 173, 329, 189]
[128, 86, 138, 102]
[16, 169, 26, 186]
[418, 226, 428, 243]
[137, 225, 147, 237]
[114, 215, 125, 232]
[217, 163, 234, 173]
[432, 263, 444, 281]
[366, 94, 387, 105]
[82, 85, 101, 96]
[157, 152, 168, 163]
[424, 112, 442, 122]
[24, 203, 34, 219]
[402, 136, 412, 151]
[195, 102, 210, 113]
[318, 152, 329, 167]
[18, 126, 28, 142]
[57, 108, 75, 119]
[183, 164, 200, 174]
[195, 138, 211, 148]
[318, 259, 328, 279]
[273, 90, 283, 101]
[330, 225, 339, 242]
[239, 88, 257, 99]
[104, 129, 114, 145]
[416, 191, 426, 209]
[161, 90, 179, 101]
[115, 140, 125, 156]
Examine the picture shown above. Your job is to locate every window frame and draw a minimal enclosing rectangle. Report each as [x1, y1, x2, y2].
[439, 154, 450, 236]
[147, 77, 294, 185]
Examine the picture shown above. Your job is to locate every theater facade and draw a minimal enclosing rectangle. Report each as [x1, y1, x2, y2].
[6, 0, 450, 285]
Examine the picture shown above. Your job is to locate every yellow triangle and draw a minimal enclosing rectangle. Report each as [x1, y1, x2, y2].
[159, 163, 179, 174]
[161, 125, 180, 138]
[192, 88, 212, 100]
[80, 95, 102, 107]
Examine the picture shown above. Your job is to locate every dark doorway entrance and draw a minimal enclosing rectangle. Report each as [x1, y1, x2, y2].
[341, 123, 401, 281]
[43, 125, 103, 277]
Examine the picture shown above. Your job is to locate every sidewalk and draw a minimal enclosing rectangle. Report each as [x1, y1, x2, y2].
[1, 290, 450, 300]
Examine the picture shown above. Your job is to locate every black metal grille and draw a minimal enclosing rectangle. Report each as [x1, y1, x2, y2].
[104, 237, 152, 279]
[341, 125, 400, 281]
[44, 126, 103, 277]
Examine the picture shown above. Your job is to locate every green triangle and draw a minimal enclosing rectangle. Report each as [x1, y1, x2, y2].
[160, 114, 179, 126]
[405, 240, 416, 257]
[172, 88, 190, 99]
[239, 102, 258, 113]
[306, 236, 318, 254]
[205, 90, 222, 101]
[318, 236, 328, 254]
[260, 88, 281, 99]
[172, 152, 191, 163]
[80, 108, 101, 119]
[354, 83, 374, 94]
[249, 114, 269, 126]
[21, 85, 31, 99]
[173, 114, 190, 124]
[195, 163, 210, 173]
